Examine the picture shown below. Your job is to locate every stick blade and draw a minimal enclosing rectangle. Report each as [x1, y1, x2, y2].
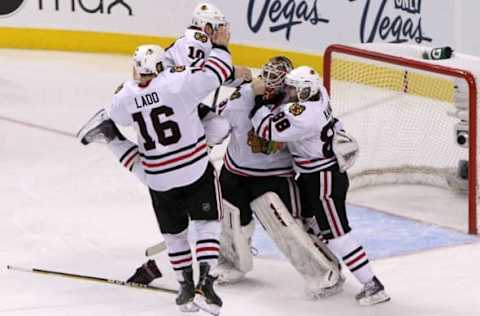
[145, 241, 167, 257]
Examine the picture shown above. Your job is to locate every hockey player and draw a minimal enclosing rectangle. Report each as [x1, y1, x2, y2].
[119, 2, 252, 284]
[90, 2, 247, 193]
[215, 57, 342, 300]
[79, 1, 240, 287]
[77, 27, 233, 315]
[100, 2, 237, 188]
[214, 56, 298, 283]
[164, 2, 252, 86]
[97, 1, 249, 193]
[250, 66, 390, 306]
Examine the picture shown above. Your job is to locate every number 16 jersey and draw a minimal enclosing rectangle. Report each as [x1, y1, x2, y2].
[109, 47, 233, 191]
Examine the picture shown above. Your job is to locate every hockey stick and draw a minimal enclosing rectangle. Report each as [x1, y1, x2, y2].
[145, 241, 167, 257]
[6, 265, 177, 294]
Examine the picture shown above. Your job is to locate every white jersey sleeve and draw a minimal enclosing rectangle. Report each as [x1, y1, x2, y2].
[218, 84, 293, 177]
[176, 47, 233, 109]
[251, 101, 321, 142]
[251, 86, 339, 173]
[110, 83, 133, 126]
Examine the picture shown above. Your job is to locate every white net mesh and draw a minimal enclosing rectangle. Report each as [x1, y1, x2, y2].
[325, 44, 480, 233]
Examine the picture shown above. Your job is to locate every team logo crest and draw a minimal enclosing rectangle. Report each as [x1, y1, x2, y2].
[194, 32, 209, 43]
[229, 89, 241, 101]
[289, 103, 305, 116]
[170, 65, 186, 73]
[247, 129, 285, 155]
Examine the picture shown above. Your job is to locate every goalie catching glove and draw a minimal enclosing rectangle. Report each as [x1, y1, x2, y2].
[332, 122, 359, 173]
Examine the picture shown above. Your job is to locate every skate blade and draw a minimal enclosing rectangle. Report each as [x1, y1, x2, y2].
[178, 302, 199, 313]
[193, 295, 221, 316]
[357, 290, 391, 306]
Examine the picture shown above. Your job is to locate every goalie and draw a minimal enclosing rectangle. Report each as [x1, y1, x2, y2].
[250, 66, 390, 306]
[215, 56, 343, 298]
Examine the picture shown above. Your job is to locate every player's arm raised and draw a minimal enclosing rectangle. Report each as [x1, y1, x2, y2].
[180, 26, 233, 107]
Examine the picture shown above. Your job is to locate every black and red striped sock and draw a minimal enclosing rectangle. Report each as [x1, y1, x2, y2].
[327, 232, 375, 284]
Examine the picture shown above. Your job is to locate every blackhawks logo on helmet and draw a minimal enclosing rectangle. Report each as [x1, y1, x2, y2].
[289, 103, 305, 116]
[194, 32, 209, 43]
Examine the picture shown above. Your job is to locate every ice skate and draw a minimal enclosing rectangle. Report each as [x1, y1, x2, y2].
[194, 262, 222, 316]
[356, 276, 390, 306]
[76, 109, 125, 145]
[126, 260, 162, 285]
[176, 267, 199, 313]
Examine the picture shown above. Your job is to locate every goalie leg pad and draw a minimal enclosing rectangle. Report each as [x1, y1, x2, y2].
[250, 192, 341, 289]
[218, 200, 254, 275]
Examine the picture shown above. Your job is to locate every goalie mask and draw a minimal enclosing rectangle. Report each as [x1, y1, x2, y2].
[285, 66, 322, 102]
[261, 56, 294, 98]
[192, 2, 228, 32]
[133, 45, 166, 77]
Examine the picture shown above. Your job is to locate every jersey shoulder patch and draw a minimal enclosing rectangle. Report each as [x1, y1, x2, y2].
[229, 88, 241, 101]
[288, 103, 306, 116]
[194, 32, 209, 43]
[170, 65, 186, 73]
[114, 83, 125, 95]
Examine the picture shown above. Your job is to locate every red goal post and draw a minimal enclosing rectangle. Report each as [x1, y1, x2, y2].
[323, 44, 478, 234]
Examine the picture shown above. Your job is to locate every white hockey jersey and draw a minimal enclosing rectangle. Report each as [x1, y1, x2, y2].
[164, 27, 232, 146]
[109, 47, 233, 191]
[165, 28, 212, 67]
[251, 86, 339, 174]
[218, 84, 293, 177]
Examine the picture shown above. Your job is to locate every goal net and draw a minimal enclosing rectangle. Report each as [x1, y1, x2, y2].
[323, 43, 479, 234]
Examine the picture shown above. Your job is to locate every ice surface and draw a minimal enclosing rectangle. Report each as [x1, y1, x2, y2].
[1, 49, 480, 316]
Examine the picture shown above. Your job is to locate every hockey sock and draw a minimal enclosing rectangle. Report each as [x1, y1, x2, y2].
[327, 232, 375, 284]
[194, 220, 221, 271]
[163, 229, 193, 282]
[107, 139, 147, 185]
